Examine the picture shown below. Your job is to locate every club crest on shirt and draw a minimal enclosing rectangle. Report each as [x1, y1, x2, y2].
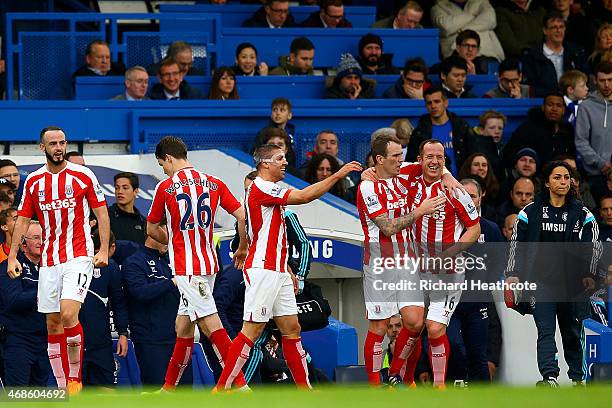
[562, 212, 568, 222]
[38, 189, 45, 201]
[93, 268, 101, 278]
[65, 185, 74, 197]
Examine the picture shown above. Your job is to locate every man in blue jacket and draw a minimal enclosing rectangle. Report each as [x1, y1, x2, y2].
[120, 229, 192, 386]
[0, 221, 49, 386]
[80, 231, 129, 387]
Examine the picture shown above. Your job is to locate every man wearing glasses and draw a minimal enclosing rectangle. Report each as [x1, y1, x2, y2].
[243, 0, 297, 28]
[148, 58, 203, 100]
[301, 0, 352, 28]
[484, 59, 529, 99]
[383, 58, 429, 99]
[111, 66, 150, 101]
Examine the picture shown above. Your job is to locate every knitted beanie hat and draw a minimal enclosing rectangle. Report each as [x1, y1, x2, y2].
[359, 33, 383, 52]
[336, 53, 362, 81]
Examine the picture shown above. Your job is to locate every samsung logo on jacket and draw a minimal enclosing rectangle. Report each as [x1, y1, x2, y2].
[542, 223, 566, 232]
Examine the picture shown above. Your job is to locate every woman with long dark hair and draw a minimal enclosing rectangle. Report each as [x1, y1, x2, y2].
[506, 161, 600, 387]
[208, 67, 239, 100]
[458, 153, 500, 205]
[304, 153, 349, 201]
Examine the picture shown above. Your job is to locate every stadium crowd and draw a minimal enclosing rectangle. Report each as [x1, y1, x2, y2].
[0, 0, 610, 393]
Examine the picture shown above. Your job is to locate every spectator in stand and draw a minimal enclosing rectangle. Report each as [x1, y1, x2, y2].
[406, 85, 476, 175]
[300, 130, 342, 175]
[325, 53, 375, 100]
[503, 91, 575, 167]
[0, 208, 17, 260]
[551, 0, 593, 54]
[471, 110, 506, 182]
[439, 56, 477, 99]
[243, 0, 297, 28]
[383, 58, 429, 99]
[72, 40, 125, 82]
[253, 97, 296, 152]
[0, 159, 22, 206]
[0, 221, 50, 386]
[233, 43, 269, 76]
[575, 61, 612, 202]
[121, 230, 192, 386]
[208, 67, 239, 100]
[149, 58, 204, 100]
[80, 231, 129, 388]
[559, 70, 589, 126]
[111, 66, 150, 101]
[0, 178, 16, 207]
[109, 172, 147, 245]
[390, 118, 414, 160]
[499, 147, 539, 205]
[304, 153, 351, 202]
[496, 176, 535, 228]
[451, 30, 498, 75]
[65, 151, 85, 166]
[300, 0, 352, 28]
[502, 213, 518, 241]
[599, 192, 612, 242]
[484, 59, 530, 99]
[495, 0, 547, 59]
[147, 41, 204, 77]
[372, 1, 423, 29]
[269, 37, 316, 76]
[431, 0, 504, 64]
[587, 1, 612, 45]
[355, 33, 399, 75]
[587, 23, 612, 73]
[458, 153, 500, 209]
[522, 11, 587, 97]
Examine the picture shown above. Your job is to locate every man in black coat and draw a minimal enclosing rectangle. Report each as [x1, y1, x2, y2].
[522, 11, 588, 97]
[502, 91, 575, 169]
[405, 85, 479, 175]
[242, 0, 297, 28]
[355, 33, 399, 75]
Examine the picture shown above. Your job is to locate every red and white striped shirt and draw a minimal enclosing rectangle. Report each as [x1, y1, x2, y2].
[18, 162, 106, 267]
[356, 163, 422, 266]
[244, 177, 292, 273]
[148, 168, 241, 276]
[408, 176, 479, 258]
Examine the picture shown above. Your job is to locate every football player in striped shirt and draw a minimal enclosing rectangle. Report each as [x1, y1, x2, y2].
[215, 144, 361, 390]
[147, 136, 250, 391]
[8, 126, 111, 395]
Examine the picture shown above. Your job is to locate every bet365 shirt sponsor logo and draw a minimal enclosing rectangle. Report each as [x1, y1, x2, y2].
[38, 198, 77, 211]
[386, 197, 409, 210]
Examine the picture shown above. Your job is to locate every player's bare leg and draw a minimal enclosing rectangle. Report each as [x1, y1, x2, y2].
[364, 319, 388, 386]
[57, 299, 85, 394]
[425, 319, 449, 388]
[275, 314, 311, 389]
[388, 306, 425, 387]
[215, 321, 265, 391]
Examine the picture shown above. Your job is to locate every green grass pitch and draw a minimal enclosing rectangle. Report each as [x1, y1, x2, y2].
[8, 385, 611, 408]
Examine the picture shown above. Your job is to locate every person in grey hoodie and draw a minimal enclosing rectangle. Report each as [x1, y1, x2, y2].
[575, 61, 612, 202]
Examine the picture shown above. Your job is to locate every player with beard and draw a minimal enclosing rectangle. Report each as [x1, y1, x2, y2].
[356, 33, 399, 75]
[7, 126, 110, 395]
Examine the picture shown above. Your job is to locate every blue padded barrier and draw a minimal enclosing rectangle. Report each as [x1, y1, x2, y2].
[74, 74, 499, 100]
[301, 317, 359, 380]
[113, 339, 142, 387]
[0, 99, 540, 163]
[191, 342, 216, 387]
[217, 28, 440, 68]
[5, 13, 221, 100]
[159, 4, 377, 28]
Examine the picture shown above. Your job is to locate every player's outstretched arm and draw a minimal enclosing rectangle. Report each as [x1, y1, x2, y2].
[287, 161, 362, 205]
[7, 215, 31, 279]
[146, 221, 169, 245]
[231, 207, 248, 270]
[92, 205, 110, 267]
[373, 196, 446, 236]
